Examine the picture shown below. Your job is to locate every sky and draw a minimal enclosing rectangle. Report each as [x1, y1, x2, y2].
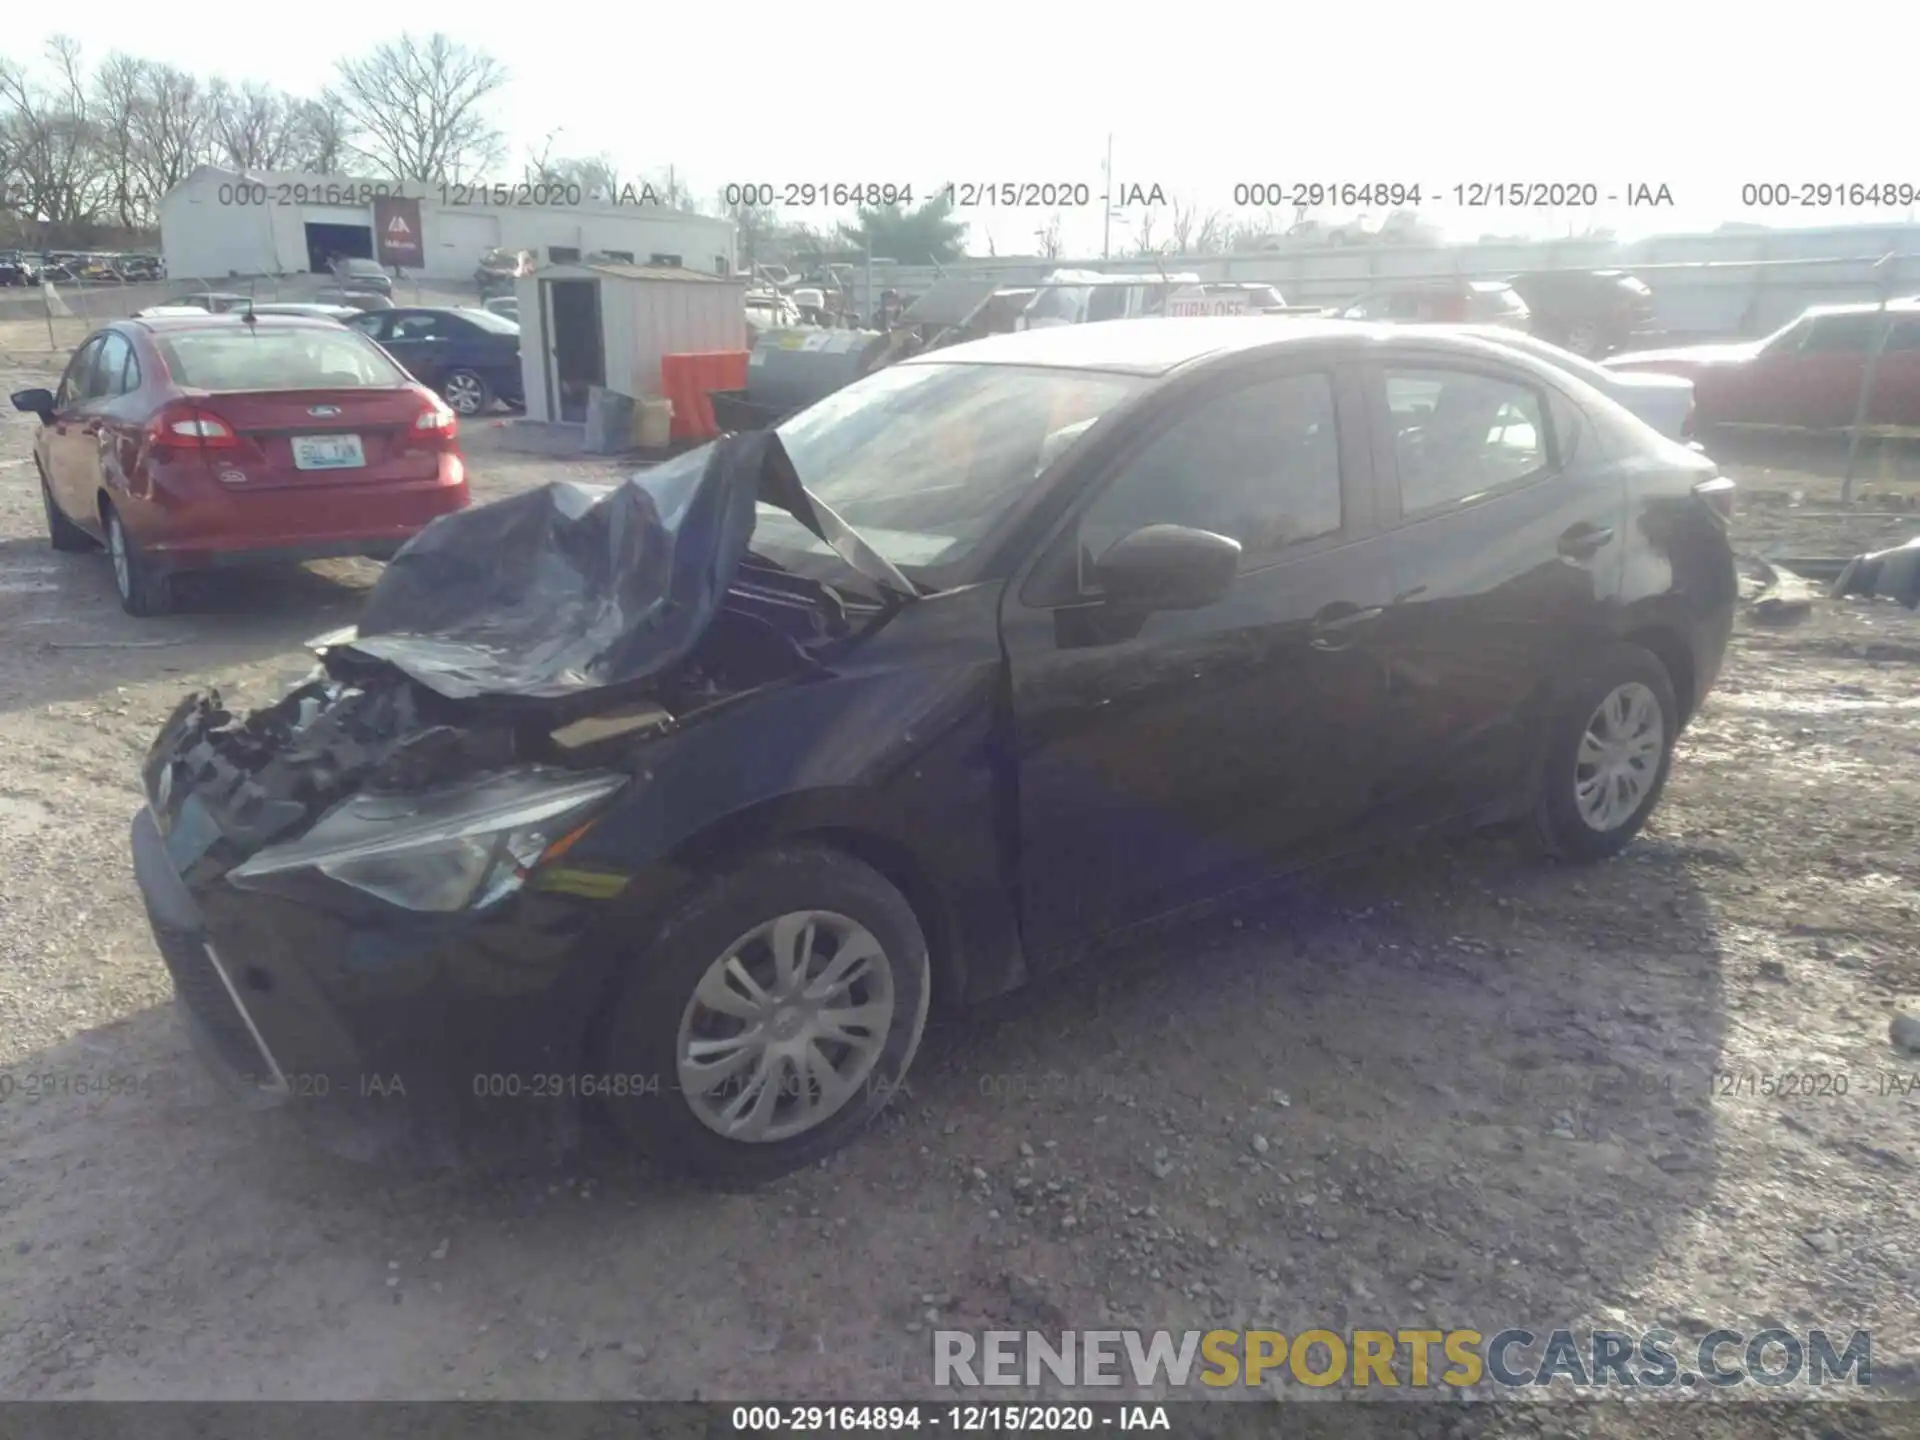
[11, 0, 1917, 256]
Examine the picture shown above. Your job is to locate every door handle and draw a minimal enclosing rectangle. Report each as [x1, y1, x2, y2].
[1310, 602, 1384, 650]
[1557, 522, 1615, 559]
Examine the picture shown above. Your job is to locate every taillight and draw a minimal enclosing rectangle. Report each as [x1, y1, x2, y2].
[146, 403, 238, 450]
[407, 388, 458, 447]
[1694, 474, 1735, 520]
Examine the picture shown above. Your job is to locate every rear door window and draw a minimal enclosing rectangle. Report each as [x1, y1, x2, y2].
[1800, 314, 1880, 353]
[1384, 367, 1553, 517]
[85, 333, 132, 401]
[389, 313, 451, 342]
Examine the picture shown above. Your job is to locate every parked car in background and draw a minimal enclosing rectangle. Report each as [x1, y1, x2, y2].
[1339, 279, 1532, 329]
[481, 295, 520, 323]
[347, 305, 523, 415]
[116, 255, 163, 282]
[1506, 270, 1656, 357]
[1018, 270, 1202, 328]
[313, 287, 394, 313]
[9, 313, 469, 616]
[1605, 300, 1920, 430]
[475, 247, 535, 298]
[138, 292, 253, 316]
[37, 260, 75, 283]
[79, 255, 122, 282]
[1434, 326, 1697, 441]
[123, 317, 1735, 1181]
[0, 254, 37, 286]
[331, 257, 394, 297]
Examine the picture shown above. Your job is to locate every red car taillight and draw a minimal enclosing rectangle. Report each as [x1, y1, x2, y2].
[1694, 474, 1736, 520]
[406, 387, 459, 449]
[146, 403, 239, 451]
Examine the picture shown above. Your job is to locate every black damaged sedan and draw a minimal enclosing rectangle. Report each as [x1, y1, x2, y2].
[131, 319, 1736, 1183]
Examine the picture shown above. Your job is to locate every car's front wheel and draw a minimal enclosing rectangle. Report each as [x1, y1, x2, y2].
[598, 844, 931, 1186]
[1532, 642, 1679, 862]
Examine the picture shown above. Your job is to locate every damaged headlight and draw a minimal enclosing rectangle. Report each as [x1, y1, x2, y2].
[227, 768, 628, 912]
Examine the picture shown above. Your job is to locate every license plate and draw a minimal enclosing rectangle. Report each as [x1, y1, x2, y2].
[291, 434, 365, 470]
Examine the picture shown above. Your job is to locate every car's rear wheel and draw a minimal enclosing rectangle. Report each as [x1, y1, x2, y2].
[104, 503, 173, 617]
[441, 369, 491, 416]
[40, 465, 94, 552]
[598, 844, 931, 1186]
[1532, 642, 1678, 862]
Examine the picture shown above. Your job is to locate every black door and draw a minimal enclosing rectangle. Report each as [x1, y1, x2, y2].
[1362, 355, 1629, 829]
[546, 279, 604, 423]
[377, 310, 457, 387]
[1001, 360, 1400, 960]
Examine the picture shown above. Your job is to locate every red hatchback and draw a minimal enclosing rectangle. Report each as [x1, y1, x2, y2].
[11, 313, 471, 616]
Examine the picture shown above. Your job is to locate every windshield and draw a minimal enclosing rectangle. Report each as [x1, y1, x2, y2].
[741, 361, 1144, 573]
[156, 328, 408, 389]
[342, 259, 384, 276]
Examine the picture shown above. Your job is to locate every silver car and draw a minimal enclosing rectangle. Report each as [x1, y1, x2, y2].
[1439, 325, 1696, 441]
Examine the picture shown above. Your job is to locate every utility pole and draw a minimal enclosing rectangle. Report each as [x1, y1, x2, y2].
[1102, 133, 1113, 261]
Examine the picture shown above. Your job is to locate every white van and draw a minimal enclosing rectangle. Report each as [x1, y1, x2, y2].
[1017, 269, 1202, 329]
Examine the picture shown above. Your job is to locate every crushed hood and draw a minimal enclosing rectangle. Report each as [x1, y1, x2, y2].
[326, 428, 915, 703]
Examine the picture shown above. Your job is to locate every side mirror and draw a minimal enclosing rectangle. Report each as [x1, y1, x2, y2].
[10, 388, 55, 423]
[1094, 524, 1241, 611]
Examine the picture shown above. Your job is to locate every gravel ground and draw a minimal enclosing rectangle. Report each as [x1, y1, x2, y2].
[1, 344, 1917, 1432]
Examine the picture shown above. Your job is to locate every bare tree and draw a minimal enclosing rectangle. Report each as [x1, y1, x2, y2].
[208, 80, 302, 171]
[287, 99, 344, 173]
[1130, 208, 1160, 257]
[1169, 197, 1227, 256]
[1036, 211, 1063, 259]
[722, 196, 780, 267]
[330, 34, 507, 182]
[128, 63, 212, 208]
[91, 53, 147, 227]
[0, 37, 107, 229]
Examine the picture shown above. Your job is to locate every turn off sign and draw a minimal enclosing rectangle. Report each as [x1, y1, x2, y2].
[1166, 286, 1249, 318]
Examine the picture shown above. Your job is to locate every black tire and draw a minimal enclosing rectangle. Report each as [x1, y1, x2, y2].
[597, 843, 931, 1187]
[40, 464, 94, 552]
[440, 369, 492, 416]
[104, 503, 173, 617]
[1532, 642, 1679, 862]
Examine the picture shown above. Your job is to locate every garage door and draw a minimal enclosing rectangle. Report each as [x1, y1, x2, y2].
[434, 211, 502, 273]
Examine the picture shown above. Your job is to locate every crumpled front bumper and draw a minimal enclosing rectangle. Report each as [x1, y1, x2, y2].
[130, 798, 621, 1168]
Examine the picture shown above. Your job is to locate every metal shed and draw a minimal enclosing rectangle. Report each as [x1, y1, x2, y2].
[517, 262, 749, 424]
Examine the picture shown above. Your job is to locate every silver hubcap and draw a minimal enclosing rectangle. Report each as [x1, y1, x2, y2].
[676, 910, 895, 1143]
[444, 374, 484, 413]
[109, 517, 131, 597]
[1575, 681, 1664, 832]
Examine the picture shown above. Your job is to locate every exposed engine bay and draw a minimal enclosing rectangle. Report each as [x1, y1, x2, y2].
[141, 429, 906, 884]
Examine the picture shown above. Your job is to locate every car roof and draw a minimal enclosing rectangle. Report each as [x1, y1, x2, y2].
[1801, 298, 1920, 320]
[126, 312, 351, 333]
[902, 316, 1415, 375]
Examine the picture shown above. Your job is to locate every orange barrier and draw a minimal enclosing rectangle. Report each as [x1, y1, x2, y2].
[660, 351, 750, 442]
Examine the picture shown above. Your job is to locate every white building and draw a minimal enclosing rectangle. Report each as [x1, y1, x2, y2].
[159, 165, 737, 285]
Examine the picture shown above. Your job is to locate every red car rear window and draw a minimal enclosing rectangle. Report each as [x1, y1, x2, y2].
[155, 328, 407, 391]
